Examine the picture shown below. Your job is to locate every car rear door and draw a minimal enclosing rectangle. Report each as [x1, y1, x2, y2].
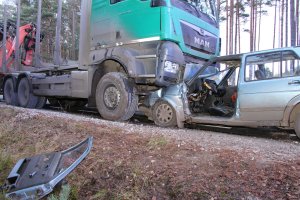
[238, 50, 300, 123]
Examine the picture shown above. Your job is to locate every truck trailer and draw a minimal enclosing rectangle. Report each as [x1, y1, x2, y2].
[1, 0, 220, 121]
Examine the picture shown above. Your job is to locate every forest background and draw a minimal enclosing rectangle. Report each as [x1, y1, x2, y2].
[0, 0, 299, 60]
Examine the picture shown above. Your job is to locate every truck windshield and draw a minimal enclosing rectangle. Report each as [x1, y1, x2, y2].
[171, 0, 217, 26]
[188, 0, 216, 18]
[172, 0, 216, 18]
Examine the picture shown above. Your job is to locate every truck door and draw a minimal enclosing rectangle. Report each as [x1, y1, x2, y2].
[238, 51, 300, 123]
[91, 0, 160, 47]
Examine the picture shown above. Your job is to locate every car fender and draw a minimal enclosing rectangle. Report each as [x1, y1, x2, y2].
[281, 94, 300, 127]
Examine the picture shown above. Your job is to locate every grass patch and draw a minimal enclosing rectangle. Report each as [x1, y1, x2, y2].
[147, 136, 168, 150]
[0, 153, 13, 183]
[91, 189, 108, 200]
[48, 184, 71, 200]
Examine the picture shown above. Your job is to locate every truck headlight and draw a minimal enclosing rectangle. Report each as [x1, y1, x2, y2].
[164, 61, 179, 74]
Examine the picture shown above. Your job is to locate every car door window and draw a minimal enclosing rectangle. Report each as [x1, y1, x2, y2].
[245, 51, 300, 81]
[282, 51, 300, 77]
[245, 52, 281, 81]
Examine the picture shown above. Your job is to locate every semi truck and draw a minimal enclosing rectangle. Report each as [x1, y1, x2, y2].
[1, 0, 220, 121]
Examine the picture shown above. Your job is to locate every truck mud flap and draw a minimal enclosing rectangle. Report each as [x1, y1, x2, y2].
[4, 137, 93, 200]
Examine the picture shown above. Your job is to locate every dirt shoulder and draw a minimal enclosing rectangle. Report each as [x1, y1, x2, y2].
[0, 104, 300, 199]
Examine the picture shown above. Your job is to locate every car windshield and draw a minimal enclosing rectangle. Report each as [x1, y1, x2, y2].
[207, 68, 230, 85]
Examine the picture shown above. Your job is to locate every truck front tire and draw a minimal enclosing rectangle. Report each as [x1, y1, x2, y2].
[3, 78, 18, 106]
[96, 72, 138, 121]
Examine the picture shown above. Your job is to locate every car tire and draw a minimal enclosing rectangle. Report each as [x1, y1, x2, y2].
[17, 77, 39, 108]
[152, 100, 177, 127]
[96, 72, 138, 121]
[3, 78, 18, 106]
[294, 113, 300, 139]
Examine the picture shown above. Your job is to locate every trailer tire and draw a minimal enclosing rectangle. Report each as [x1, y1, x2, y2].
[35, 97, 47, 109]
[96, 72, 138, 121]
[61, 100, 87, 111]
[48, 98, 59, 106]
[17, 77, 39, 108]
[3, 78, 18, 106]
[152, 100, 177, 127]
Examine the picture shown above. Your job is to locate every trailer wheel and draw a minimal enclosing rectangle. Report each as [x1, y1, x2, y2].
[35, 97, 47, 109]
[61, 100, 87, 111]
[152, 100, 177, 127]
[96, 72, 138, 121]
[3, 78, 18, 106]
[17, 77, 38, 108]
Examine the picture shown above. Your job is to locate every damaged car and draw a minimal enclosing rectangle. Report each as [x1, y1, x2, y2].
[148, 47, 300, 139]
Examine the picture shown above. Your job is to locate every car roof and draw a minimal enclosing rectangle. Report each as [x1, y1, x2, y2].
[214, 53, 244, 62]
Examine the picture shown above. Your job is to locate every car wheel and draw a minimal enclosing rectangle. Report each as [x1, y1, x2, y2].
[17, 77, 38, 108]
[96, 72, 138, 121]
[3, 78, 18, 106]
[152, 100, 177, 127]
[294, 113, 300, 139]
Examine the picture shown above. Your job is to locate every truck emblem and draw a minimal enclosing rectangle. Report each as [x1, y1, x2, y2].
[199, 28, 205, 36]
[194, 37, 210, 49]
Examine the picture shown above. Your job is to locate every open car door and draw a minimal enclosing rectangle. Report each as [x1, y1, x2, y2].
[4, 137, 93, 200]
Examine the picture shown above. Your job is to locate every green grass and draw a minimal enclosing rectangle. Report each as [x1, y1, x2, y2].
[147, 136, 168, 150]
[48, 184, 71, 200]
[0, 153, 13, 183]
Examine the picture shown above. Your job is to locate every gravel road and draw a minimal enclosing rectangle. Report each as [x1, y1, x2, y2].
[1, 102, 299, 163]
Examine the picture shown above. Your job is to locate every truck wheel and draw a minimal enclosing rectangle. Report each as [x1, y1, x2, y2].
[96, 72, 138, 121]
[48, 98, 59, 106]
[3, 78, 18, 106]
[152, 100, 177, 127]
[35, 97, 47, 109]
[61, 100, 87, 111]
[17, 77, 38, 108]
[294, 113, 300, 139]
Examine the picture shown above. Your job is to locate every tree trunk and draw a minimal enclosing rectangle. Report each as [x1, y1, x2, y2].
[229, 0, 234, 54]
[296, 0, 299, 45]
[273, 0, 277, 48]
[250, 0, 254, 51]
[226, 0, 229, 55]
[290, 0, 296, 46]
[285, 0, 289, 47]
[280, 0, 284, 48]
[257, 0, 262, 50]
[235, 0, 239, 54]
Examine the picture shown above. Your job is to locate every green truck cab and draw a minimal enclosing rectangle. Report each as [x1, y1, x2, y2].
[85, 0, 220, 120]
[89, 0, 219, 83]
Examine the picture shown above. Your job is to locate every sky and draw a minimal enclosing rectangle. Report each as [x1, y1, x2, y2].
[220, 6, 277, 55]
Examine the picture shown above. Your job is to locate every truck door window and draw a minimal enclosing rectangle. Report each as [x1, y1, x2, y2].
[110, 0, 124, 4]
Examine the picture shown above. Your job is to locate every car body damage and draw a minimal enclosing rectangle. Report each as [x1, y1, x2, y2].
[4, 137, 93, 200]
[149, 47, 300, 139]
